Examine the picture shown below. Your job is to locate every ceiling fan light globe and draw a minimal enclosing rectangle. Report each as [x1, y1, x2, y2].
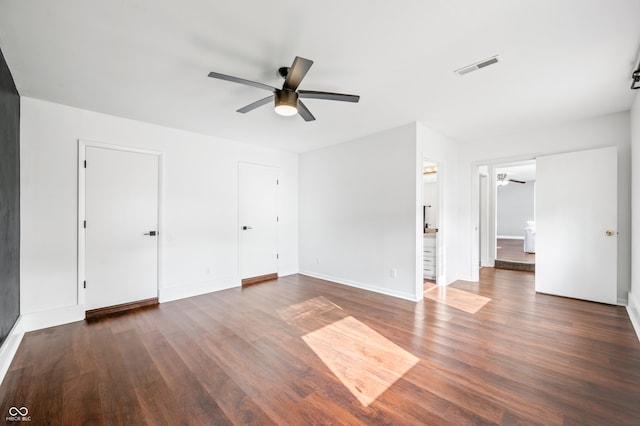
[275, 104, 298, 116]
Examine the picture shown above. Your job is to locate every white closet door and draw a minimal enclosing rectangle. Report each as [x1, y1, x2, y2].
[535, 147, 617, 304]
[239, 163, 278, 279]
[85, 146, 159, 310]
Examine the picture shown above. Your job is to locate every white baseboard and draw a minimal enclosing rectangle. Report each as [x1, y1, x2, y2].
[455, 275, 477, 284]
[278, 266, 299, 277]
[0, 318, 24, 387]
[480, 259, 495, 268]
[496, 235, 524, 240]
[627, 290, 640, 342]
[0, 304, 85, 387]
[299, 270, 419, 302]
[159, 279, 239, 303]
[20, 304, 85, 333]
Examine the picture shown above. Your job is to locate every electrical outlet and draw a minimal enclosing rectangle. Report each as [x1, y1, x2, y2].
[390, 268, 397, 278]
[316, 257, 321, 264]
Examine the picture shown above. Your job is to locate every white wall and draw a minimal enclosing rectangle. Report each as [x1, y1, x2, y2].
[497, 181, 535, 237]
[457, 112, 631, 300]
[629, 93, 640, 336]
[20, 97, 298, 321]
[299, 123, 419, 300]
[298, 122, 461, 301]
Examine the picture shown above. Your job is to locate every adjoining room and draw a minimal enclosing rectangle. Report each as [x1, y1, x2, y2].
[495, 160, 536, 272]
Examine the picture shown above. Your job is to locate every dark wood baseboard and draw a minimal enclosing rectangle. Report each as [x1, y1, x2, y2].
[242, 273, 278, 287]
[85, 297, 158, 320]
[495, 259, 535, 272]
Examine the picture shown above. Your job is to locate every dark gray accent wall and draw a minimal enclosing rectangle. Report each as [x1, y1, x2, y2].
[0, 46, 20, 347]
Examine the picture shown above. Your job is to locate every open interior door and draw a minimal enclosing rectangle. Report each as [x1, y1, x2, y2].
[535, 147, 617, 304]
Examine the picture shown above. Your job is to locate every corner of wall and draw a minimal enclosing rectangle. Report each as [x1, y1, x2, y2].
[0, 303, 87, 386]
[0, 43, 21, 368]
[630, 91, 640, 341]
[0, 317, 24, 387]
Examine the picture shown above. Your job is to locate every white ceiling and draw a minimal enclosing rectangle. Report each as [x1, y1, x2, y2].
[1, 1, 639, 153]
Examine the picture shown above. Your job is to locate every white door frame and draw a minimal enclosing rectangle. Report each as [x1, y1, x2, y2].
[478, 171, 492, 268]
[77, 139, 164, 308]
[416, 157, 445, 299]
[425, 158, 444, 285]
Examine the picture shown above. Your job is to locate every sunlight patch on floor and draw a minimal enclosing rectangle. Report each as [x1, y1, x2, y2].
[302, 316, 419, 407]
[279, 297, 419, 407]
[277, 296, 342, 323]
[424, 286, 491, 314]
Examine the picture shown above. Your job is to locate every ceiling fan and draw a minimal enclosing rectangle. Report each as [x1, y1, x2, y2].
[207, 56, 360, 122]
[497, 173, 525, 186]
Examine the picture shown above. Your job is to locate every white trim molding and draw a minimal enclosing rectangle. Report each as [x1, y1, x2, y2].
[627, 290, 640, 341]
[0, 318, 24, 387]
[159, 279, 239, 303]
[20, 305, 85, 333]
[300, 271, 419, 302]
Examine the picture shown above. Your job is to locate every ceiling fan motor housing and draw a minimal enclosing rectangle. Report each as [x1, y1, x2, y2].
[274, 90, 298, 115]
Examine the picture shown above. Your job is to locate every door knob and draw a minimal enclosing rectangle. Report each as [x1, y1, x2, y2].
[242, 226, 253, 230]
[605, 230, 616, 236]
[144, 231, 157, 236]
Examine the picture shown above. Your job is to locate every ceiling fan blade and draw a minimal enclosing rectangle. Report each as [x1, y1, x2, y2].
[298, 90, 360, 103]
[236, 95, 274, 113]
[509, 179, 526, 184]
[208, 71, 277, 92]
[297, 100, 315, 122]
[283, 56, 313, 91]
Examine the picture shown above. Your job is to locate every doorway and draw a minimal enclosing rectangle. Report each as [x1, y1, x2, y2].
[474, 147, 618, 305]
[422, 160, 440, 291]
[79, 142, 161, 314]
[494, 161, 536, 272]
[477, 160, 536, 272]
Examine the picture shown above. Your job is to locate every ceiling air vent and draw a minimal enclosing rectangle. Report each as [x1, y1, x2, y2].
[455, 55, 500, 76]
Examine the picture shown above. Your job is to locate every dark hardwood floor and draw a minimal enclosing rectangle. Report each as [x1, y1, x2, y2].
[2, 269, 639, 425]
[497, 238, 535, 263]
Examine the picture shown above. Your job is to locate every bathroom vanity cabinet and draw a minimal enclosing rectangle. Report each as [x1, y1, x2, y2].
[423, 235, 436, 279]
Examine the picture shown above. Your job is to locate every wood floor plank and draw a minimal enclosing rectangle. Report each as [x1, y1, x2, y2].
[138, 329, 232, 425]
[61, 371, 104, 426]
[1, 268, 639, 425]
[89, 328, 147, 425]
